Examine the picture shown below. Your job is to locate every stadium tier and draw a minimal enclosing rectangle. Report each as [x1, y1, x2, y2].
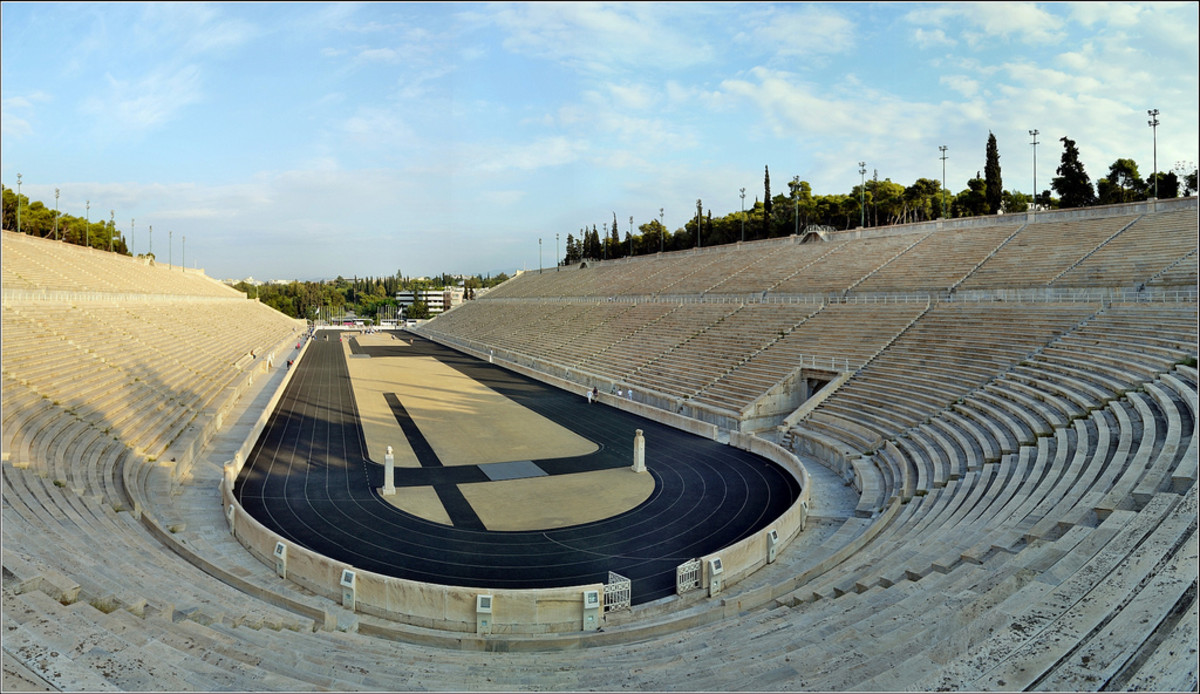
[2, 199, 1198, 691]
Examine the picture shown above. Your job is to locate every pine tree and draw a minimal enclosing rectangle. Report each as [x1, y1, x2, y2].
[1052, 136, 1096, 208]
[985, 132, 1003, 214]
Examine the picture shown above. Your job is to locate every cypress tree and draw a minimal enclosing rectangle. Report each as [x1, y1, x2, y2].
[985, 132, 1003, 214]
[762, 166, 772, 240]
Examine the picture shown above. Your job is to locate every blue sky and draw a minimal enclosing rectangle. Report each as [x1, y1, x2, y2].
[3, 2, 1197, 281]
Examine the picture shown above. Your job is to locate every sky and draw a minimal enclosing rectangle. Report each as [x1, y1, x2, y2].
[2, 2, 1197, 282]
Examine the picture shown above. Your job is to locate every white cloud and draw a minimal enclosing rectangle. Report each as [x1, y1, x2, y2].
[357, 47, 401, 63]
[475, 136, 587, 172]
[83, 65, 203, 132]
[904, 2, 1066, 46]
[606, 83, 656, 111]
[341, 107, 415, 149]
[0, 92, 51, 138]
[742, 6, 857, 58]
[940, 75, 981, 98]
[912, 27, 955, 49]
[488, 3, 712, 75]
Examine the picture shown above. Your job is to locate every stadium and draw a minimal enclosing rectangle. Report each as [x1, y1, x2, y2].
[2, 195, 1196, 691]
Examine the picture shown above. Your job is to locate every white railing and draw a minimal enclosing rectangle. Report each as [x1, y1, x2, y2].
[945, 286, 1198, 304]
[604, 571, 631, 612]
[466, 286, 1198, 307]
[676, 558, 701, 595]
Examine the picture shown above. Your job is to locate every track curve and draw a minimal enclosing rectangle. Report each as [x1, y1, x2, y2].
[235, 331, 800, 603]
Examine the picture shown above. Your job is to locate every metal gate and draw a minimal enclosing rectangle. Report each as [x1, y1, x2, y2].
[604, 571, 631, 612]
[676, 558, 701, 594]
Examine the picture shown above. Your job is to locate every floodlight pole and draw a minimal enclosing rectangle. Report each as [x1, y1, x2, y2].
[792, 176, 800, 236]
[169, 230, 173, 269]
[539, 237, 542, 272]
[659, 208, 664, 252]
[939, 146, 949, 218]
[858, 162, 866, 228]
[1148, 109, 1159, 199]
[739, 188, 746, 241]
[54, 189, 60, 240]
[15, 173, 22, 234]
[1029, 130, 1039, 214]
[131, 218, 135, 255]
[629, 216, 633, 256]
[109, 210, 114, 252]
[556, 232, 559, 271]
[86, 200, 90, 248]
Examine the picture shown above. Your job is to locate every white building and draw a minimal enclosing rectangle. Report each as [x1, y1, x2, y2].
[395, 287, 465, 316]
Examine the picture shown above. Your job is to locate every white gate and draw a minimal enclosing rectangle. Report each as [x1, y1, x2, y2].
[604, 571, 631, 612]
[676, 558, 702, 595]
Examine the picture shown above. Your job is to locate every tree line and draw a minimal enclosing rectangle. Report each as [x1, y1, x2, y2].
[230, 272, 509, 321]
[2, 187, 130, 255]
[561, 134, 1198, 265]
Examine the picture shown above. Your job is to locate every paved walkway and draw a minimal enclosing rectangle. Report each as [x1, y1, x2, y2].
[235, 331, 800, 603]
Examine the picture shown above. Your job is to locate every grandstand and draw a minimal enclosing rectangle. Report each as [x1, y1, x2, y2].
[2, 197, 1197, 691]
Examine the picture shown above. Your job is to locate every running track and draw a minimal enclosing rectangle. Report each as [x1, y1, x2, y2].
[235, 331, 800, 603]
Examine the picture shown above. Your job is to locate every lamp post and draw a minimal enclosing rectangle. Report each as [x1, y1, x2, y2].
[54, 189, 60, 240]
[739, 187, 746, 241]
[15, 173, 22, 234]
[539, 237, 542, 272]
[938, 146, 948, 218]
[603, 222, 607, 260]
[109, 210, 115, 252]
[858, 162, 866, 228]
[659, 208, 664, 252]
[629, 216, 633, 256]
[86, 200, 90, 248]
[1148, 109, 1159, 199]
[182, 235, 185, 270]
[792, 176, 800, 236]
[131, 219, 134, 255]
[148, 225, 153, 257]
[555, 233, 559, 270]
[169, 230, 173, 269]
[1028, 129, 1039, 213]
[695, 199, 702, 248]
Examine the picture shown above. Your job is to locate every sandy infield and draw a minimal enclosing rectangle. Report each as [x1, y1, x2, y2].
[343, 333, 653, 530]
